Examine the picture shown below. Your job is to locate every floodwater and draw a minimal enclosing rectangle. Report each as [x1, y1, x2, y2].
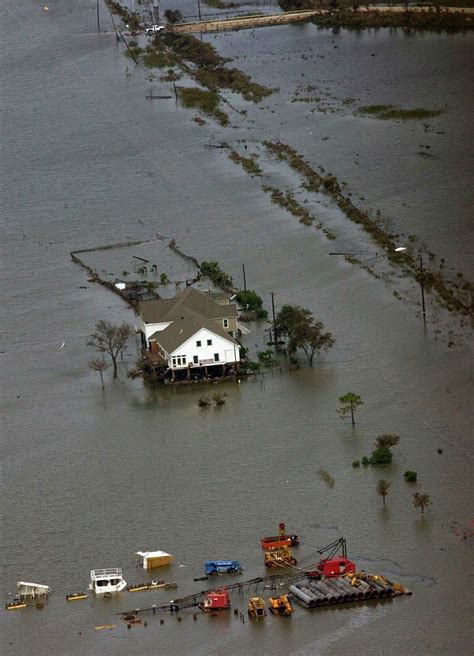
[1, 1, 473, 655]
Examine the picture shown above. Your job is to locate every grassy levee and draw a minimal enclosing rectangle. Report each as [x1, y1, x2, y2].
[263, 141, 471, 315]
[357, 105, 444, 120]
[228, 150, 262, 176]
[179, 87, 229, 125]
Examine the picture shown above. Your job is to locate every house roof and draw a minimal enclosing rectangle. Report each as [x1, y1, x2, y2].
[149, 315, 239, 355]
[139, 287, 237, 324]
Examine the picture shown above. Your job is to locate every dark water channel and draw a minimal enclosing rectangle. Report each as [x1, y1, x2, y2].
[1, 1, 473, 654]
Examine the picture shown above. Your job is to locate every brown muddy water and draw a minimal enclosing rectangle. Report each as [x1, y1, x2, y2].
[1, 1, 473, 654]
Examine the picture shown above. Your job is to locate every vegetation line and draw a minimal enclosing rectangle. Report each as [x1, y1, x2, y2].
[263, 141, 471, 315]
[356, 105, 443, 121]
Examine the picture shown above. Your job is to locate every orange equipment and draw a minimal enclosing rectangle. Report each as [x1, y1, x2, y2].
[268, 594, 293, 616]
[264, 545, 297, 568]
[260, 522, 300, 550]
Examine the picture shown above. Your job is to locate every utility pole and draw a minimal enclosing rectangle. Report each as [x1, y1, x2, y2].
[271, 292, 277, 348]
[242, 263, 247, 293]
[197, 0, 202, 22]
[96, 0, 101, 32]
[419, 256, 427, 326]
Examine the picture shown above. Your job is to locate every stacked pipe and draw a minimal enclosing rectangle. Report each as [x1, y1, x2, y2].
[290, 573, 400, 609]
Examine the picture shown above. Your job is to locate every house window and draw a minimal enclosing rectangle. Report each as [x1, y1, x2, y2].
[182, 356, 186, 365]
[177, 356, 182, 366]
[214, 353, 220, 362]
[196, 340, 201, 347]
[223, 319, 229, 328]
[193, 355, 198, 364]
[172, 357, 177, 367]
[207, 339, 212, 346]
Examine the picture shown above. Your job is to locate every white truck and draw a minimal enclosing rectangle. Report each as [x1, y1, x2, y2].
[145, 24, 165, 35]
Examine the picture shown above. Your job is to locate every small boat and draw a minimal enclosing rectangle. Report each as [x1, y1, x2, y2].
[89, 568, 127, 594]
[66, 593, 88, 601]
[5, 600, 27, 610]
[247, 596, 266, 619]
[269, 594, 293, 616]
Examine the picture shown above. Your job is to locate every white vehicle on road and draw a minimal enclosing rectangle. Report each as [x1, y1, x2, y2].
[145, 25, 165, 36]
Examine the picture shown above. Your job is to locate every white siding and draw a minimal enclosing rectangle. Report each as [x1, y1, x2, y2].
[169, 327, 240, 370]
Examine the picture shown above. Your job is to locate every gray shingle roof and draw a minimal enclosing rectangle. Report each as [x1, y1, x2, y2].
[140, 287, 237, 324]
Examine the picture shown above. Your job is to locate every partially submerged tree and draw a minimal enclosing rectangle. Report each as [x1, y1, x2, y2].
[338, 392, 364, 426]
[370, 446, 393, 465]
[257, 349, 279, 368]
[89, 358, 108, 390]
[376, 434, 400, 449]
[288, 320, 335, 366]
[236, 290, 268, 319]
[377, 479, 391, 506]
[275, 304, 312, 338]
[276, 304, 335, 366]
[413, 492, 431, 516]
[88, 321, 133, 380]
[164, 8, 183, 23]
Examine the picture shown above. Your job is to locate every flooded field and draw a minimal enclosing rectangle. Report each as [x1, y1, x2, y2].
[1, 1, 472, 654]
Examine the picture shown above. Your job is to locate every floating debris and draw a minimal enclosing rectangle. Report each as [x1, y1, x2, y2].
[127, 581, 177, 593]
[136, 550, 175, 570]
[66, 593, 88, 601]
[5, 600, 27, 611]
[16, 581, 50, 599]
[94, 624, 116, 631]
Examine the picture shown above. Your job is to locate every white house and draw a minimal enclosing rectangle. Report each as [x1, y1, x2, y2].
[138, 288, 241, 378]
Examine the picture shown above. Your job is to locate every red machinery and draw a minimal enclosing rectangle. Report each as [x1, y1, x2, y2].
[308, 538, 356, 578]
[260, 523, 300, 550]
[200, 587, 231, 611]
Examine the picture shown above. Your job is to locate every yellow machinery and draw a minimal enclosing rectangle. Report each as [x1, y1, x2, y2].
[247, 596, 266, 619]
[264, 545, 297, 568]
[268, 594, 293, 616]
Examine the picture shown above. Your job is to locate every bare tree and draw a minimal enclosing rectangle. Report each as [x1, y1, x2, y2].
[413, 492, 431, 516]
[88, 321, 133, 380]
[376, 434, 400, 448]
[377, 479, 391, 506]
[89, 358, 108, 390]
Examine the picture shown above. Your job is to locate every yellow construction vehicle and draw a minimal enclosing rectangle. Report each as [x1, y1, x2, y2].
[247, 596, 266, 619]
[264, 545, 297, 568]
[268, 594, 293, 616]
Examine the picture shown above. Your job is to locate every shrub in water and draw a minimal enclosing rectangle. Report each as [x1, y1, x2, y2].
[369, 446, 393, 465]
[404, 470, 417, 483]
